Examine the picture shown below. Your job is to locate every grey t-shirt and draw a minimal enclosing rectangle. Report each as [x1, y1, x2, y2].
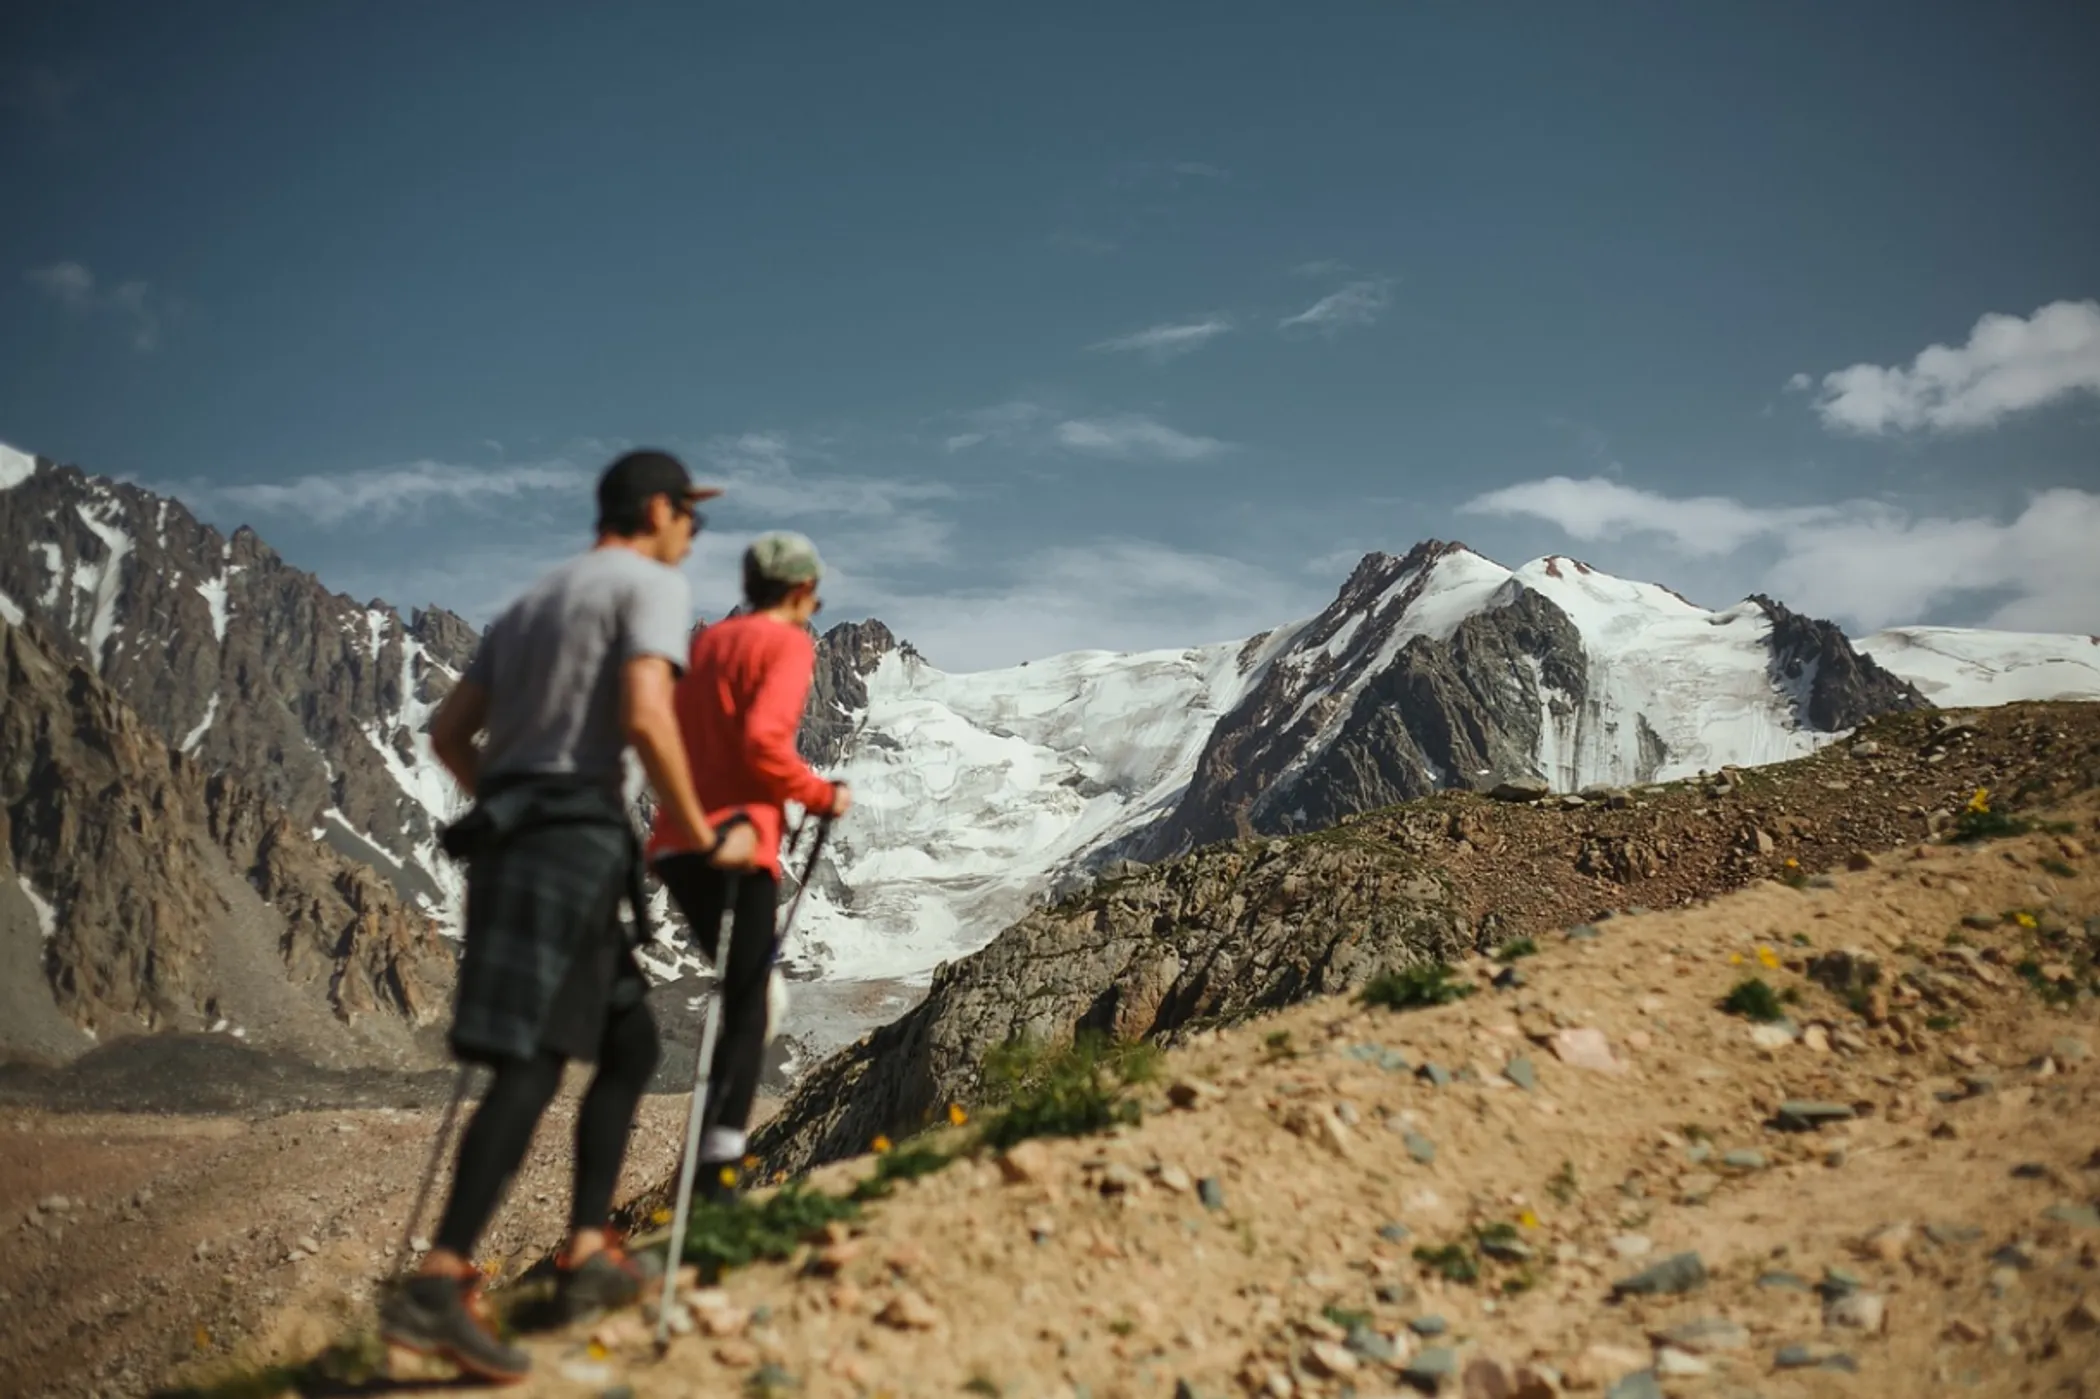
[463, 547, 691, 788]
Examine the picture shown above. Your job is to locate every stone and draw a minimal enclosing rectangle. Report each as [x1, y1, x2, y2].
[1504, 1057, 1538, 1092]
[1461, 1357, 1519, 1398]
[296, 1235, 320, 1256]
[1721, 1149, 1766, 1171]
[1345, 1324, 1398, 1364]
[1846, 850, 1878, 870]
[1820, 1266, 1866, 1298]
[2066, 1297, 2100, 1332]
[1825, 1292, 1886, 1333]
[1490, 778, 1551, 803]
[1511, 1365, 1562, 1399]
[1551, 1027, 1621, 1073]
[1774, 1342, 1848, 1370]
[1198, 1177, 1226, 1211]
[997, 1140, 1057, 1185]
[1564, 923, 1601, 941]
[1654, 1317, 1750, 1353]
[1157, 1165, 1192, 1194]
[1652, 1348, 1708, 1378]
[1403, 1346, 1460, 1389]
[1418, 1063, 1453, 1089]
[1612, 1251, 1707, 1297]
[2044, 1203, 2100, 1230]
[1924, 1223, 1984, 1248]
[1757, 1271, 1812, 1292]
[1283, 1103, 1355, 1160]
[1802, 1024, 1831, 1053]
[1380, 1221, 1412, 1243]
[1097, 1162, 1144, 1195]
[1609, 1234, 1652, 1259]
[1409, 1315, 1449, 1337]
[1603, 1372, 1664, 1399]
[1677, 1171, 1721, 1204]
[876, 1290, 939, 1330]
[1403, 1130, 1437, 1165]
[1750, 1023, 1798, 1050]
[1774, 1100, 1856, 1130]
[1859, 1222, 1912, 1262]
[1304, 1341, 1359, 1378]
[1942, 1317, 1989, 1343]
[1169, 1078, 1223, 1109]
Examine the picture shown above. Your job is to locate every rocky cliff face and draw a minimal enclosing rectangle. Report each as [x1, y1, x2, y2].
[0, 616, 453, 1065]
[803, 620, 901, 768]
[752, 832, 1467, 1174]
[0, 455, 479, 916]
[1753, 593, 1931, 730]
[1128, 544, 1940, 863]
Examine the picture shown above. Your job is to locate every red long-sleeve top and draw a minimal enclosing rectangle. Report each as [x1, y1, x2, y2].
[646, 612, 839, 878]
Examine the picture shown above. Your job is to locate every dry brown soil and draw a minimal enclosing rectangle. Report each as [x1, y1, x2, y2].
[150, 796, 2100, 1399]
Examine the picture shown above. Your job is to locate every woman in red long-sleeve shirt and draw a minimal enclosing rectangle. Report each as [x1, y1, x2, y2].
[648, 530, 850, 1202]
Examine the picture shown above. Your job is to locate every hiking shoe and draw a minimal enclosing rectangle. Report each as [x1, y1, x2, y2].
[378, 1272, 529, 1384]
[555, 1238, 655, 1320]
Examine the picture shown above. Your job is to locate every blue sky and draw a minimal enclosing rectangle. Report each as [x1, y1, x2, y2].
[5, 1, 2097, 668]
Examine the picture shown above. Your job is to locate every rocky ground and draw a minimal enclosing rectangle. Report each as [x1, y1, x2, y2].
[156, 780, 2100, 1398]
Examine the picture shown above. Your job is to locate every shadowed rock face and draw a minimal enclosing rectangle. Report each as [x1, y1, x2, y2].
[1752, 594, 1931, 731]
[751, 832, 1466, 1175]
[0, 457, 481, 912]
[1137, 544, 1596, 859]
[804, 619, 900, 768]
[1, 616, 453, 1065]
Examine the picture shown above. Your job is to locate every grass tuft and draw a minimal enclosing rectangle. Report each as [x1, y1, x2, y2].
[1361, 962, 1475, 1011]
[978, 1031, 1154, 1150]
[1719, 977, 1786, 1022]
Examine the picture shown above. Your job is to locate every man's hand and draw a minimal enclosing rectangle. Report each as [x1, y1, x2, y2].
[429, 678, 490, 794]
[707, 821, 760, 871]
[826, 781, 853, 820]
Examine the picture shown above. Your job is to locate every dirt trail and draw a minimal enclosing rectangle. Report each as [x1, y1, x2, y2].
[0, 1082, 791, 1399]
[153, 794, 2100, 1399]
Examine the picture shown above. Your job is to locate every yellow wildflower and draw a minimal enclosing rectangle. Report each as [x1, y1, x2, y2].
[873, 1134, 892, 1154]
[194, 1326, 212, 1352]
[743, 1154, 760, 1170]
[2015, 911, 2037, 929]
[1783, 857, 1798, 869]
[1518, 1208, 1540, 1229]
[948, 1102, 969, 1127]
[1728, 952, 1744, 965]
[1756, 945, 1780, 970]
[652, 1207, 672, 1225]
[587, 1340, 608, 1362]
[1968, 788, 1990, 814]
[718, 1165, 737, 1187]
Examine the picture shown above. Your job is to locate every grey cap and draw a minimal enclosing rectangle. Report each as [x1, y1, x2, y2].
[745, 530, 825, 585]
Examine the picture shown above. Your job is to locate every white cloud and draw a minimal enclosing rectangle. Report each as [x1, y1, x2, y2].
[1054, 415, 1228, 461]
[1279, 278, 1394, 336]
[1088, 316, 1233, 362]
[1796, 299, 2100, 435]
[850, 537, 1325, 672]
[943, 402, 1229, 462]
[1461, 474, 2100, 634]
[207, 460, 593, 525]
[1461, 475, 1841, 557]
[26, 261, 167, 350]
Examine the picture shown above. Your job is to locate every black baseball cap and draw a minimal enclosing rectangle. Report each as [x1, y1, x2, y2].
[595, 449, 722, 522]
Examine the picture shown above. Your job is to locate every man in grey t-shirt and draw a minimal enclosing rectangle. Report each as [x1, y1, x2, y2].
[379, 449, 754, 1381]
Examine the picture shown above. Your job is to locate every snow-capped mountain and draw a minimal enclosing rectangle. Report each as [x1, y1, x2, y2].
[9, 442, 2100, 1017]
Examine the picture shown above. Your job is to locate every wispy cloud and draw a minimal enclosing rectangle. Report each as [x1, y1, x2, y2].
[943, 402, 1229, 462]
[26, 261, 168, 350]
[1289, 259, 1353, 279]
[1461, 474, 2100, 634]
[1792, 299, 2100, 435]
[201, 460, 595, 526]
[1054, 415, 1228, 461]
[1088, 316, 1233, 363]
[1279, 277, 1394, 337]
[849, 536, 1324, 671]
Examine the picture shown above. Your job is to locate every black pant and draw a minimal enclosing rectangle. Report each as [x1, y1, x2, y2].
[654, 855, 780, 1165]
[432, 998, 660, 1257]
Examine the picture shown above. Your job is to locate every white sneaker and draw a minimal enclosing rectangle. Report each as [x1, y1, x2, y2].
[764, 967, 789, 1044]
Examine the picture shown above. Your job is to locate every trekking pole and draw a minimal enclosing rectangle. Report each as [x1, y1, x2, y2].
[394, 1064, 475, 1278]
[775, 815, 833, 960]
[654, 879, 738, 1352]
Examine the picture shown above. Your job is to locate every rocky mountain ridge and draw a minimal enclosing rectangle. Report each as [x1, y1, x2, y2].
[753, 699, 2100, 1177]
[0, 614, 453, 1066]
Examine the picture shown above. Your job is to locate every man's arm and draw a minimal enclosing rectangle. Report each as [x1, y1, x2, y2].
[623, 655, 740, 864]
[429, 678, 490, 795]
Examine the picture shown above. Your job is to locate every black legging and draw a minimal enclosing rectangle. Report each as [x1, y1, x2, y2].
[653, 854, 780, 1165]
[433, 1000, 660, 1256]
